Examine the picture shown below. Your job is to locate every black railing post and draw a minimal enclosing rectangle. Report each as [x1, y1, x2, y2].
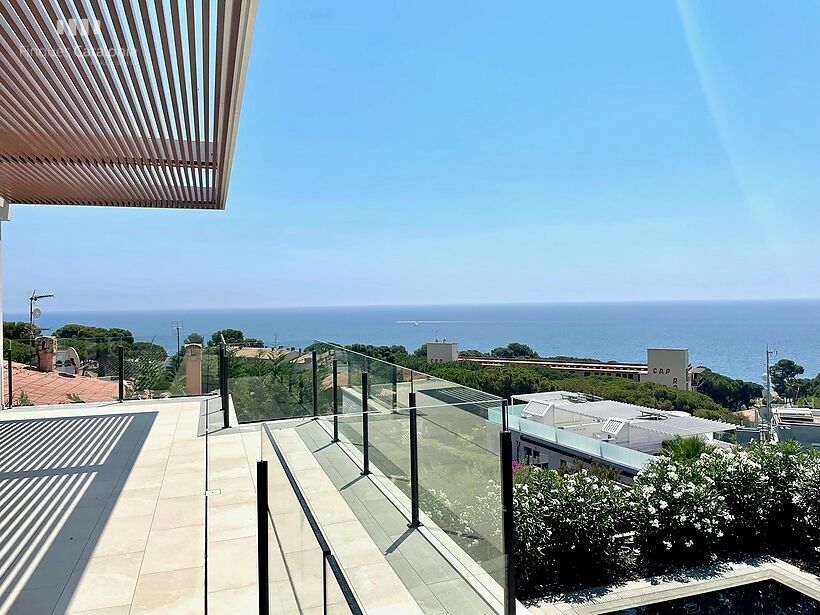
[117, 346, 124, 402]
[391, 366, 397, 409]
[332, 359, 339, 443]
[256, 460, 270, 615]
[312, 350, 318, 417]
[361, 372, 369, 475]
[502, 399, 508, 431]
[219, 343, 229, 429]
[7, 348, 13, 408]
[408, 391, 421, 528]
[322, 552, 329, 614]
[500, 430, 516, 615]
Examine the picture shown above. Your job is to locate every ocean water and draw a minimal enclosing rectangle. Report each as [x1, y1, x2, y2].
[7, 300, 820, 383]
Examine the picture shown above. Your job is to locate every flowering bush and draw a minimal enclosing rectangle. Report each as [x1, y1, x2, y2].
[694, 448, 773, 548]
[791, 449, 820, 553]
[514, 466, 628, 596]
[748, 439, 804, 544]
[630, 456, 730, 566]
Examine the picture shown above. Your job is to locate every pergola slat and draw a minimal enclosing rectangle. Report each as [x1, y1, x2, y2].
[0, 0, 256, 210]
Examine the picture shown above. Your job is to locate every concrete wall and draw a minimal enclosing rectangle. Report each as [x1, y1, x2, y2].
[426, 342, 459, 364]
[644, 348, 690, 390]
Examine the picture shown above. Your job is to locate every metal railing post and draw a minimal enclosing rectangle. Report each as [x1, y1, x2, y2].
[256, 460, 270, 615]
[500, 430, 517, 615]
[361, 372, 369, 475]
[7, 348, 13, 408]
[332, 359, 339, 443]
[219, 343, 229, 429]
[117, 346, 124, 402]
[502, 398, 508, 431]
[408, 391, 421, 528]
[391, 366, 397, 409]
[312, 350, 318, 417]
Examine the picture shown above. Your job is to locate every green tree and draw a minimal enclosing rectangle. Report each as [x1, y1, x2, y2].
[770, 359, 805, 399]
[491, 343, 539, 359]
[696, 368, 762, 410]
[184, 332, 204, 345]
[209, 329, 245, 346]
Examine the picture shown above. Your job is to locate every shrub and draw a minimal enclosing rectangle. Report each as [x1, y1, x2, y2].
[749, 439, 804, 544]
[630, 456, 729, 567]
[660, 435, 709, 462]
[695, 448, 772, 548]
[514, 466, 628, 596]
[794, 456, 820, 554]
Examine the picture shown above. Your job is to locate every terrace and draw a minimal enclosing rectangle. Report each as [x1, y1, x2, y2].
[0, 341, 525, 614]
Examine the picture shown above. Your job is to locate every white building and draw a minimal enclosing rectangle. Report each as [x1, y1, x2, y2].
[505, 391, 735, 479]
[426, 342, 459, 364]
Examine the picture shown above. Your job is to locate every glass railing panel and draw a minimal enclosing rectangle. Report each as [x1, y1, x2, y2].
[228, 351, 313, 422]
[416, 401, 504, 585]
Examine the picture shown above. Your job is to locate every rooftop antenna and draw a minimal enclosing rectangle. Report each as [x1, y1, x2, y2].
[172, 321, 184, 355]
[29, 290, 54, 329]
[763, 345, 777, 443]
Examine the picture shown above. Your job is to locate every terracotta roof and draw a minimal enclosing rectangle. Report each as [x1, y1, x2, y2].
[4, 361, 119, 406]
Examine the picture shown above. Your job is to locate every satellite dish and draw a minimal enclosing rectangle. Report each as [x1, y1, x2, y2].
[32, 307, 42, 320]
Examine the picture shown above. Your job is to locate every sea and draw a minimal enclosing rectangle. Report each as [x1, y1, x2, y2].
[7, 300, 820, 384]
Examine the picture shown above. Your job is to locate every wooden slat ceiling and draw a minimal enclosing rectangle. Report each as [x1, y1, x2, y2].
[0, 0, 257, 209]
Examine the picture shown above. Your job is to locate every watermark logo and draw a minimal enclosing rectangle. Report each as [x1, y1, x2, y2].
[56, 18, 102, 37]
[19, 18, 136, 65]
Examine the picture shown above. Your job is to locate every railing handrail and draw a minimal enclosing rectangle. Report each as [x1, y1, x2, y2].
[262, 423, 364, 615]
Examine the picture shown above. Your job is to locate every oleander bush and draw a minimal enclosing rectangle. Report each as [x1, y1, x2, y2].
[630, 456, 729, 567]
[514, 466, 629, 596]
[513, 440, 820, 598]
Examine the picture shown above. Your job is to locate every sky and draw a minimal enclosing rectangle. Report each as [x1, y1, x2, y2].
[4, 0, 820, 312]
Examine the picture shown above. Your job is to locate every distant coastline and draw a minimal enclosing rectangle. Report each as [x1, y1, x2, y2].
[7, 299, 820, 383]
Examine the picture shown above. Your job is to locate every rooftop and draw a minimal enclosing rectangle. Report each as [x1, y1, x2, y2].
[4, 361, 119, 406]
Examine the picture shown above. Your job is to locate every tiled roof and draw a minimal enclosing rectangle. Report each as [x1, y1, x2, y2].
[4, 362, 119, 406]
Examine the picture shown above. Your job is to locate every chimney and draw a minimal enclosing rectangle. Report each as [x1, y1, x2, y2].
[184, 343, 203, 396]
[35, 336, 57, 372]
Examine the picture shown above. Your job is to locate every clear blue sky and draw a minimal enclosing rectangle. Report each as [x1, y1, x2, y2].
[4, 1, 820, 312]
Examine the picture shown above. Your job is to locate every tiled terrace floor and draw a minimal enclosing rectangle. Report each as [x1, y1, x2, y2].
[0, 398, 208, 614]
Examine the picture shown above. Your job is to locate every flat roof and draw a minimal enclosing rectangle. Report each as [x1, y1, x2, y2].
[0, 0, 257, 209]
[520, 393, 735, 436]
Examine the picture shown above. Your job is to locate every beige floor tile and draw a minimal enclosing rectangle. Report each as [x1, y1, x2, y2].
[53, 551, 142, 614]
[323, 520, 385, 568]
[206, 477, 256, 508]
[152, 495, 205, 530]
[120, 468, 164, 491]
[207, 502, 256, 541]
[159, 471, 205, 499]
[131, 566, 204, 614]
[293, 468, 338, 494]
[141, 525, 204, 574]
[305, 491, 357, 525]
[207, 535, 258, 592]
[268, 580, 298, 615]
[104, 487, 160, 519]
[270, 512, 320, 555]
[83, 514, 153, 558]
[208, 584, 257, 614]
[346, 562, 423, 613]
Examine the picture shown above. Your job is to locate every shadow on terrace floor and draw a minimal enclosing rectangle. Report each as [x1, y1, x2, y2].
[0, 408, 156, 614]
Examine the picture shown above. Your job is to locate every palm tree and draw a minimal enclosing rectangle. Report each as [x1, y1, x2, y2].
[660, 435, 709, 462]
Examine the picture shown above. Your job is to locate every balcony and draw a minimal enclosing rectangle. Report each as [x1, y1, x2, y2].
[0, 340, 525, 614]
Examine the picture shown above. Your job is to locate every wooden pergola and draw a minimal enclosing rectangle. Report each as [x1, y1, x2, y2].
[0, 0, 258, 209]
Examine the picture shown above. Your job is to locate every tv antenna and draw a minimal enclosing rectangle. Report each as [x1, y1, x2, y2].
[29, 290, 54, 328]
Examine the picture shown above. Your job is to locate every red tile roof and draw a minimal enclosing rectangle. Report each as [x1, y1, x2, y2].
[4, 362, 119, 406]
